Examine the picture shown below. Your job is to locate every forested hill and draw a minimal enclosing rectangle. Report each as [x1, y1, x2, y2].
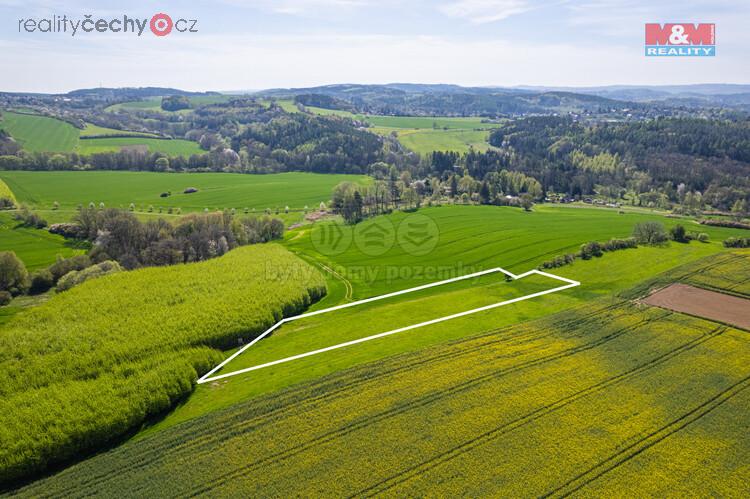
[65, 87, 221, 99]
[484, 116, 750, 210]
[256, 84, 640, 117]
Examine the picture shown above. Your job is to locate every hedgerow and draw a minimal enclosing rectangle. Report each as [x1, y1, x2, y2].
[701, 218, 750, 230]
[539, 237, 638, 269]
[723, 236, 750, 248]
[0, 244, 326, 486]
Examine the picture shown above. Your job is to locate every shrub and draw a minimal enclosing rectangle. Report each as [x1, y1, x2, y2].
[687, 231, 710, 243]
[29, 269, 54, 294]
[57, 260, 123, 292]
[700, 219, 750, 230]
[602, 237, 638, 251]
[161, 95, 191, 111]
[48, 222, 85, 239]
[49, 254, 92, 282]
[540, 237, 637, 270]
[0, 290, 11, 306]
[236, 216, 285, 244]
[579, 241, 603, 260]
[160, 192, 171, 198]
[539, 253, 577, 269]
[0, 197, 15, 210]
[13, 207, 47, 229]
[0, 251, 29, 295]
[633, 222, 669, 245]
[723, 237, 750, 248]
[670, 224, 688, 243]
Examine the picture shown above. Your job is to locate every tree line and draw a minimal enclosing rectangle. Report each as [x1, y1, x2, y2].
[0, 208, 285, 303]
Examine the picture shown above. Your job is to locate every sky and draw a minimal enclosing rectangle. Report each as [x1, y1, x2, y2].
[1, 0, 749, 93]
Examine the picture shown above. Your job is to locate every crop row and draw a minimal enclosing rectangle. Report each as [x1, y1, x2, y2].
[14, 299, 749, 497]
[682, 251, 750, 297]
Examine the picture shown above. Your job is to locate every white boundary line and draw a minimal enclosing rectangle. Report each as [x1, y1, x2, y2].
[197, 267, 580, 384]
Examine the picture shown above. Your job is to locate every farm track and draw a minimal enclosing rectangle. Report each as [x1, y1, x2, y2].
[57, 303, 628, 497]
[678, 253, 743, 281]
[183, 312, 670, 496]
[354, 326, 727, 497]
[318, 263, 353, 301]
[543, 367, 750, 498]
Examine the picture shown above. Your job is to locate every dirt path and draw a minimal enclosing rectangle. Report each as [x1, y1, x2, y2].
[318, 262, 353, 301]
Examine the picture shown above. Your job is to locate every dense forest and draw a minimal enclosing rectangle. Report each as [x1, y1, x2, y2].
[483, 116, 750, 210]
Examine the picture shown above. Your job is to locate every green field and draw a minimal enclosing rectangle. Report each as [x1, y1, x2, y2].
[79, 123, 160, 138]
[387, 127, 496, 154]
[0, 111, 202, 156]
[286, 205, 743, 297]
[105, 95, 235, 113]
[143, 205, 747, 431]
[15, 252, 750, 496]
[76, 137, 203, 155]
[0, 171, 369, 219]
[0, 111, 79, 152]
[0, 244, 326, 485]
[276, 99, 301, 113]
[303, 106, 502, 153]
[104, 98, 162, 112]
[0, 212, 80, 270]
[4, 200, 750, 492]
[365, 116, 502, 154]
[0, 177, 15, 203]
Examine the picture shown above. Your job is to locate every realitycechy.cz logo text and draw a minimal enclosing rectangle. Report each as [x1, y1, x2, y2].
[645, 23, 715, 56]
[18, 13, 197, 37]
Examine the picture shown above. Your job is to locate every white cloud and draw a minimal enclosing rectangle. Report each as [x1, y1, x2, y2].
[216, 0, 371, 15]
[4, 32, 747, 93]
[439, 0, 531, 23]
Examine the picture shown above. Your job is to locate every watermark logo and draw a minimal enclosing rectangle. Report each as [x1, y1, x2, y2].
[149, 13, 173, 37]
[396, 213, 439, 256]
[17, 14, 197, 37]
[310, 213, 440, 258]
[354, 218, 396, 257]
[311, 223, 352, 256]
[645, 23, 715, 56]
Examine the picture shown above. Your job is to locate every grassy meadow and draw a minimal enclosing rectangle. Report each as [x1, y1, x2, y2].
[0, 111, 202, 156]
[383, 127, 496, 154]
[76, 137, 203, 155]
[78, 123, 160, 138]
[0, 111, 79, 152]
[300, 106, 504, 153]
[0, 171, 369, 221]
[0, 244, 326, 485]
[0, 213, 81, 270]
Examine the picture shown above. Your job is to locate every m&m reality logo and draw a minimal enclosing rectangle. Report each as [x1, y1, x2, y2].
[645, 23, 715, 56]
